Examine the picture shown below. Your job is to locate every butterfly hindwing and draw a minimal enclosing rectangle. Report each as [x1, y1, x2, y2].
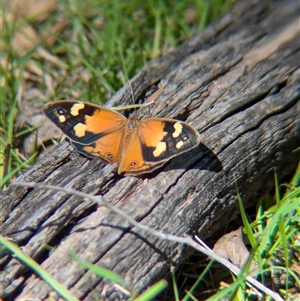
[139, 118, 200, 163]
[117, 128, 160, 174]
[72, 127, 125, 164]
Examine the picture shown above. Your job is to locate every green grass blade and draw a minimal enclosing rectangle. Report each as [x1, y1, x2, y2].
[134, 280, 168, 301]
[1, 236, 79, 301]
[75, 257, 127, 287]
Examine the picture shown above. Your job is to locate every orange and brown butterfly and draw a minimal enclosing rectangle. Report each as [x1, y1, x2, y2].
[43, 101, 200, 175]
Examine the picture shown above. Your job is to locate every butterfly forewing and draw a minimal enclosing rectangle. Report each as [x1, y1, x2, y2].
[139, 118, 200, 163]
[43, 101, 126, 144]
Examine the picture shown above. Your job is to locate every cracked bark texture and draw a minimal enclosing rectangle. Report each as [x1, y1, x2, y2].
[1, 0, 299, 300]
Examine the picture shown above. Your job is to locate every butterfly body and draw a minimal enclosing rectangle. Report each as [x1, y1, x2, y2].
[43, 101, 200, 175]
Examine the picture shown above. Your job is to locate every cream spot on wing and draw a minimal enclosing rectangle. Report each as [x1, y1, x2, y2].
[70, 103, 85, 116]
[58, 115, 66, 123]
[176, 140, 184, 149]
[74, 123, 87, 137]
[172, 123, 183, 138]
[153, 142, 167, 157]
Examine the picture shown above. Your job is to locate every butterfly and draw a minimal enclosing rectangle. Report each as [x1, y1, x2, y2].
[43, 101, 200, 175]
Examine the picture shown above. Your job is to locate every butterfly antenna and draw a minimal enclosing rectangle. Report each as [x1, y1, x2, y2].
[118, 42, 135, 105]
[113, 42, 163, 112]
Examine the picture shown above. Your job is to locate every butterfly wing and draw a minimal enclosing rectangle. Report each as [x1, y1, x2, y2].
[44, 101, 200, 174]
[118, 117, 200, 175]
[117, 128, 164, 174]
[43, 101, 127, 163]
[71, 129, 125, 164]
[138, 118, 200, 163]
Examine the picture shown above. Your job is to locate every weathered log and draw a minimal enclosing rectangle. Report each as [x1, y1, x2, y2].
[1, 0, 299, 299]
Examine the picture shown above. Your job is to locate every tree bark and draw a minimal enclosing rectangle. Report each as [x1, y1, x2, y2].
[1, 0, 299, 300]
